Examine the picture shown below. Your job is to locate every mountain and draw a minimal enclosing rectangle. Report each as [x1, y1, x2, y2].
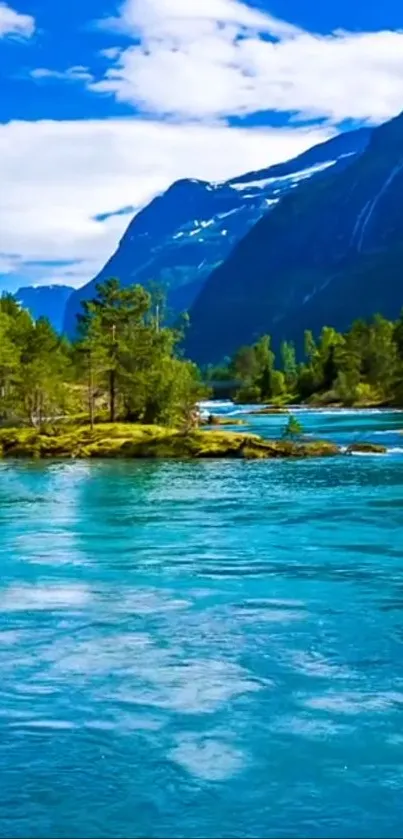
[16, 285, 73, 332]
[63, 128, 370, 335]
[185, 112, 403, 364]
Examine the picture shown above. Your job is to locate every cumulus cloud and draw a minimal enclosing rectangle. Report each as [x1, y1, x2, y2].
[5, 0, 402, 293]
[0, 118, 331, 289]
[0, 1, 35, 37]
[91, 0, 403, 124]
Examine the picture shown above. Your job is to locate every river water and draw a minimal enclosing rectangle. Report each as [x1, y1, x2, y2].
[1, 408, 403, 838]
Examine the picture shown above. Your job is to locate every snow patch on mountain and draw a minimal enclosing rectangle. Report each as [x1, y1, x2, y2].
[229, 159, 338, 192]
[64, 127, 372, 336]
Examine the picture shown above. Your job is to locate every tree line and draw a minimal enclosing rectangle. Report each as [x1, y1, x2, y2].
[206, 314, 403, 406]
[0, 279, 204, 428]
[2, 278, 403, 428]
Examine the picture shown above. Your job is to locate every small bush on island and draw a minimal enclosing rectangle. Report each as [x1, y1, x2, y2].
[282, 415, 304, 440]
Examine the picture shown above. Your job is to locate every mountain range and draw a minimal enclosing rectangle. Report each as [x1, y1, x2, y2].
[185, 111, 403, 362]
[13, 111, 403, 365]
[63, 127, 370, 338]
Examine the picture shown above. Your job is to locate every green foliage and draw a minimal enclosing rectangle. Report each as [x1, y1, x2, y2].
[231, 345, 259, 382]
[295, 316, 401, 405]
[254, 335, 275, 401]
[234, 384, 262, 404]
[283, 415, 304, 439]
[393, 310, 403, 360]
[229, 334, 277, 403]
[2, 278, 403, 428]
[0, 281, 205, 430]
[212, 310, 403, 408]
[334, 370, 359, 406]
[271, 370, 286, 399]
[0, 300, 73, 427]
[76, 278, 205, 426]
[281, 341, 297, 391]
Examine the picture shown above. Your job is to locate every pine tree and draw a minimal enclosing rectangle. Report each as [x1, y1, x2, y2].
[281, 340, 297, 392]
[254, 335, 275, 401]
[0, 311, 19, 419]
[78, 278, 205, 426]
[16, 318, 71, 427]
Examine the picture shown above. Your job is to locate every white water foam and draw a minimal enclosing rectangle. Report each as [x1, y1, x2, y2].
[349, 450, 386, 457]
[347, 447, 403, 456]
[199, 400, 233, 410]
[289, 407, 403, 416]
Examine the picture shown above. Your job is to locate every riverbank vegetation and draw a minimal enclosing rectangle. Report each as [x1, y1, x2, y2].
[206, 315, 403, 407]
[1, 277, 403, 437]
[0, 279, 205, 429]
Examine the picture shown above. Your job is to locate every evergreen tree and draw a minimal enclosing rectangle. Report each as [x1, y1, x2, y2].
[78, 278, 205, 425]
[281, 341, 297, 392]
[283, 415, 303, 439]
[366, 315, 398, 395]
[78, 279, 151, 422]
[17, 318, 71, 427]
[231, 345, 259, 383]
[304, 330, 317, 364]
[254, 335, 275, 401]
[393, 310, 403, 361]
[0, 311, 19, 418]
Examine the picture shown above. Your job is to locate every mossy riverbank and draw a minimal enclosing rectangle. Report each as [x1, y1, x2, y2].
[0, 424, 341, 461]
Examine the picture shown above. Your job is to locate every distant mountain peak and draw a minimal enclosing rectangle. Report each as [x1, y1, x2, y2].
[184, 112, 403, 363]
[64, 126, 370, 336]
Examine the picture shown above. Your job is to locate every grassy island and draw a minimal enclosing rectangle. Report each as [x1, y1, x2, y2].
[0, 424, 341, 460]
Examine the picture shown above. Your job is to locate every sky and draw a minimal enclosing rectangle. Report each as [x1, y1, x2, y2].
[1, 0, 403, 292]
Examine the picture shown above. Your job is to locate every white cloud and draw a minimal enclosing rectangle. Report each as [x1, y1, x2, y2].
[100, 47, 122, 60]
[101, 0, 299, 40]
[0, 118, 331, 289]
[0, 1, 35, 37]
[91, 0, 403, 124]
[31, 66, 93, 83]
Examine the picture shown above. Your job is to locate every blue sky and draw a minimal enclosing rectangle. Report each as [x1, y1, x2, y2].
[1, 0, 403, 291]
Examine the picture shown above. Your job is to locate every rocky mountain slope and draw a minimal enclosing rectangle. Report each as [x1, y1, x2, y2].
[16, 285, 73, 332]
[63, 128, 370, 335]
[185, 112, 403, 364]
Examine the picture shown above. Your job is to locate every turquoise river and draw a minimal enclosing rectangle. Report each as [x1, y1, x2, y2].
[1, 407, 403, 838]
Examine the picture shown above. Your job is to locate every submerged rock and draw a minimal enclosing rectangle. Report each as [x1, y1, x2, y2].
[346, 442, 387, 454]
[252, 406, 290, 415]
[203, 414, 246, 427]
[0, 424, 341, 460]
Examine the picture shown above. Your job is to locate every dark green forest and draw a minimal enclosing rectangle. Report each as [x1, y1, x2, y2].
[206, 315, 403, 407]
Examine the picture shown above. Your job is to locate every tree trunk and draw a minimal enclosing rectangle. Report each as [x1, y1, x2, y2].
[109, 369, 116, 423]
[88, 359, 94, 431]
